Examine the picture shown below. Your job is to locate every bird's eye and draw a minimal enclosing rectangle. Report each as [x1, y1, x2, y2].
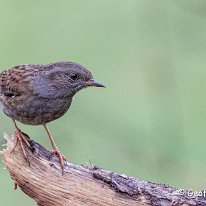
[70, 73, 79, 81]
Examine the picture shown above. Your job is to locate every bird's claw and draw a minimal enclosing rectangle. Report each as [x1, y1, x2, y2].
[10, 128, 31, 166]
[49, 148, 66, 175]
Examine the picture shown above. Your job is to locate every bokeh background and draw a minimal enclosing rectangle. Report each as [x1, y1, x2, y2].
[1, 0, 206, 205]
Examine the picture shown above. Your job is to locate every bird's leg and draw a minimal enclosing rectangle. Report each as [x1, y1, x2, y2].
[13, 181, 18, 190]
[43, 124, 66, 173]
[10, 119, 30, 165]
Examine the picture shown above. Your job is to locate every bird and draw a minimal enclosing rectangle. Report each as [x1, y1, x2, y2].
[0, 61, 105, 171]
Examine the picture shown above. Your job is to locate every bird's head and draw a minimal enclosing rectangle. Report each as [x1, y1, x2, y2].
[35, 62, 105, 98]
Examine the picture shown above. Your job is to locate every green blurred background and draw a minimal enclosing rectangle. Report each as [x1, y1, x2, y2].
[1, 0, 206, 205]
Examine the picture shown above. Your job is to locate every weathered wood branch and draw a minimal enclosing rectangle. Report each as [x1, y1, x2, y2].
[1, 133, 205, 206]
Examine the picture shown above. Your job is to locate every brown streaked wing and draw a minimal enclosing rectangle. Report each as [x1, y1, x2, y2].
[0, 65, 38, 98]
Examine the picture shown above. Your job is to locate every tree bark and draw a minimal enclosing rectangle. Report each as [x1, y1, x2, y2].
[1, 133, 205, 206]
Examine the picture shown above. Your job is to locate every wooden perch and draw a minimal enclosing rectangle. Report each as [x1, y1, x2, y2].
[1, 133, 205, 206]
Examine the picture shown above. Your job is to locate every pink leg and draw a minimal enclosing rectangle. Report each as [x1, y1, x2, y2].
[43, 124, 66, 173]
[10, 119, 30, 165]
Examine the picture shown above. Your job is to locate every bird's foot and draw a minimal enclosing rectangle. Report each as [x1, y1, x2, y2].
[49, 148, 66, 175]
[10, 128, 31, 165]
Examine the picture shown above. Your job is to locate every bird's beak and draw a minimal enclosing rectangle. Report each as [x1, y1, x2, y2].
[86, 78, 106, 88]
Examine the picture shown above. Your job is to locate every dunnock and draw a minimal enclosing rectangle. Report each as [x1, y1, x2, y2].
[0, 61, 105, 171]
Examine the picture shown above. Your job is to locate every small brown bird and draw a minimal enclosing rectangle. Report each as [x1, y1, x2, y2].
[0, 61, 105, 170]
